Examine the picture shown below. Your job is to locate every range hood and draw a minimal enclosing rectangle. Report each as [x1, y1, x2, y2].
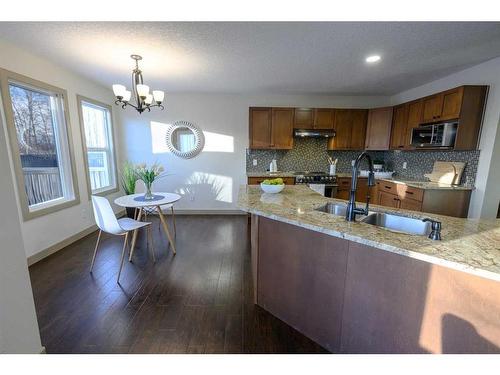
[294, 129, 336, 138]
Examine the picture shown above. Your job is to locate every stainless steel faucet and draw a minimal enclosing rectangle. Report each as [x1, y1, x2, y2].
[346, 152, 376, 222]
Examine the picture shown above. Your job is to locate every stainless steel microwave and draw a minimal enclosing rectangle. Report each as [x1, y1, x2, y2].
[411, 122, 458, 148]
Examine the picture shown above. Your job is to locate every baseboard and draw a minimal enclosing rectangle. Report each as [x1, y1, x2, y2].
[27, 209, 126, 266]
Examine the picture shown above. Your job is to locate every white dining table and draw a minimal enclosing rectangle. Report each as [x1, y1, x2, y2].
[114, 192, 181, 258]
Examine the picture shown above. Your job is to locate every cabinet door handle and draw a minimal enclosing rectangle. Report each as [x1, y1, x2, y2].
[393, 197, 400, 201]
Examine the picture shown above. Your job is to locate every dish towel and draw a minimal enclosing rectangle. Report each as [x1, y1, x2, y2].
[308, 184, 325, 196]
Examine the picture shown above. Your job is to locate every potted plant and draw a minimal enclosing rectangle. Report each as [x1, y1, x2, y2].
[120, 161, 138, 218]
[135, 162, 165, 200]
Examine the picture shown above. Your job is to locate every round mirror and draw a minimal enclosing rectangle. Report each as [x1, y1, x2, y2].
[165, 120, 204, 158]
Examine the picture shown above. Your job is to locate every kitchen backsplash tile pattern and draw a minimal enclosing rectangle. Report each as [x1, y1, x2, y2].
[246, 138, 480, 186]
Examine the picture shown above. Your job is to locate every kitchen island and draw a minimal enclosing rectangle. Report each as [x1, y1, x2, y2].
[238, 185, 500, 353]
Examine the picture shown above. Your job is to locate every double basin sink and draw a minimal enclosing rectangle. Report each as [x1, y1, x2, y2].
[315, 202, 432, 236]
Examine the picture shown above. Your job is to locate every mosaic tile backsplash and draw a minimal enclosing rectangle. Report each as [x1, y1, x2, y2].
[246, 138, 480, 186]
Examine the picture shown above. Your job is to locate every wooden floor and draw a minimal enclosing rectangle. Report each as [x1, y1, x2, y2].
[29, 215, 328, 354]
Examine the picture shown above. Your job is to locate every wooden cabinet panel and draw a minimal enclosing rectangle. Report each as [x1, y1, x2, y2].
[377, 190, 400, 208]
[294, 108, 314, 129]
[355, 178, 378, 204]
[328, 109, 367, 150]
[271, 108, 294, 149]
[336, 177, 351, 200]
[313, 108, 335, 129]
[454, 86, 488, 150]
[257, 217, 349, 352]
[350, 109, 368, 150]
[440, 87, 464, 121]
[390, 104, 409, 150]
[400, 197, 422, 211]
[422, 94, 444, 123]
[247, 177, 295, 185]
[365, 107, 393, 150]
[330, 109, 352, 149]
[407, 100, 423, 127]
[249, 107, 272, 149]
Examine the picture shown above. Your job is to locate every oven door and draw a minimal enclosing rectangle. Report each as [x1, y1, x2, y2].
[325, 184, 338, 198]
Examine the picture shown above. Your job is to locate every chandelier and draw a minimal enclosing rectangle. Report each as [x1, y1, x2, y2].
[112, 55, 165, 114]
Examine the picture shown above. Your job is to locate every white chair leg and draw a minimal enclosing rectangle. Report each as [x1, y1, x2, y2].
[147, 225, 156, 263]
[89, 230, 102, 273]
[117, 232, 129, 283]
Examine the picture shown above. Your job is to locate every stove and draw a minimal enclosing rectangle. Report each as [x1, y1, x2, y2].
[294, 171, 337, 185]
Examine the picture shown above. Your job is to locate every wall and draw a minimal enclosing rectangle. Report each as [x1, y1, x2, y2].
[118, 94, 388, 212]
[0, 101, 42, 353]
[390, 57, 500, 219]
[0, 39, 124, 259]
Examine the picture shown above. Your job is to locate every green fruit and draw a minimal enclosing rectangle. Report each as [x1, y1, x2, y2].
[262, 177, 284, 185]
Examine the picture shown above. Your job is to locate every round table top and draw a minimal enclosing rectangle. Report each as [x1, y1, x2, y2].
[114, 192, 181, 208]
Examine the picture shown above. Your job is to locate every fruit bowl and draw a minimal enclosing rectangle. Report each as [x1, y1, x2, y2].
[260, 177, 285, 194]
[260, 183, 285, 194]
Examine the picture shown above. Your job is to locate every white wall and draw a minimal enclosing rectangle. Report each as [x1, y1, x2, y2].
[0, 102, 42, 353]
[118, 94, 388, 211]
[0, 39, 124, 258]
[390, 57, 500, 219]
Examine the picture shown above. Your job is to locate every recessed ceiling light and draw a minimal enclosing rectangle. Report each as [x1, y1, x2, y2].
[366, 55, 381, 63]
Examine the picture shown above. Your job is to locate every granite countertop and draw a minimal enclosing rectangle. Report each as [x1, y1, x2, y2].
[238, 185, 500, 281]
[331, 173, 473, 190]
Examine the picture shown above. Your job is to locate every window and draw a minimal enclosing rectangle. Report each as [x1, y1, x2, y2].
[0, 69, 79, 220]
[77, 96, 118, 196]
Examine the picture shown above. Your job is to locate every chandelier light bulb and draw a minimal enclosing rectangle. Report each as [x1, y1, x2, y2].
[136, 84, 150, 98]
[122, 90, 131, 102]
[112, 84, 126, 98]
[144, 94, 153, 105]
[153, 90, 165, 103]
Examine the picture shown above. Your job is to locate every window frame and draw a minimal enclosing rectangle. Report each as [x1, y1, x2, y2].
[77, 95, 119, 198]
[0, 68, 80, 221]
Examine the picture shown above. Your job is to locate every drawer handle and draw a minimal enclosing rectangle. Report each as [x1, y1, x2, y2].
[407, 191, 414, 195]
[393, 197, 400, 201]
[384, 185, 392, 189]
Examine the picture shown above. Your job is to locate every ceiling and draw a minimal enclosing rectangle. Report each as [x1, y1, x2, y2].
[1, 22, 500, 95]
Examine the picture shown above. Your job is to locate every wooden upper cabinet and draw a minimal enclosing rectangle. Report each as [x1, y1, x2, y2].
[294, 108, 314, 129]
[328, 109, 367, 150]
[313, 108, 335, 129]
[365, 107, 394, 150]
[271, 108, 294, 149]
[422, 94, 444, 123]
[390, 104, 409, 150]
[329, 109, 352, 149]
[440, 87, 464, 121]
[350, 109, 368, 150]
[249, 107, 272, 149]
[249, 107, 293, 149]
[407, 99, 423, 127]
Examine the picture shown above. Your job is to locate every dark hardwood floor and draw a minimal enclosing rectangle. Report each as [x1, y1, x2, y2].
[29, 215, 328, 354]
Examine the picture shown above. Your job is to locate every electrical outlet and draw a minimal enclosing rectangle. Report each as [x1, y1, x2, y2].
[190, 195, 195, 202]
[403, 162, 407, 169]
[253, 159, 257, 166]
[81, 207, 88, 219]
[351, 160, 355, 166]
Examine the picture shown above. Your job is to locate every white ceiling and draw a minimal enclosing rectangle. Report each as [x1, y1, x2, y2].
[1, 22, 500, 95]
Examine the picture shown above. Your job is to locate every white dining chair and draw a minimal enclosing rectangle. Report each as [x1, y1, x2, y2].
[90, 195, 155, 283]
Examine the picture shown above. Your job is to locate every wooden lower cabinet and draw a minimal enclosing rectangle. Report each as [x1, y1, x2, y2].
[378, 190, 400, 208]
[253, 216, 500, 353]
[247, 176, 295, 185]
[376, 180, 470, 218]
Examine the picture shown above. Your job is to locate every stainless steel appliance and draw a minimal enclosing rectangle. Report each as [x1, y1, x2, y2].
[294, 172, 338, 198]
[411, 121, 458, 149]
[294, 129, 336, 138]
